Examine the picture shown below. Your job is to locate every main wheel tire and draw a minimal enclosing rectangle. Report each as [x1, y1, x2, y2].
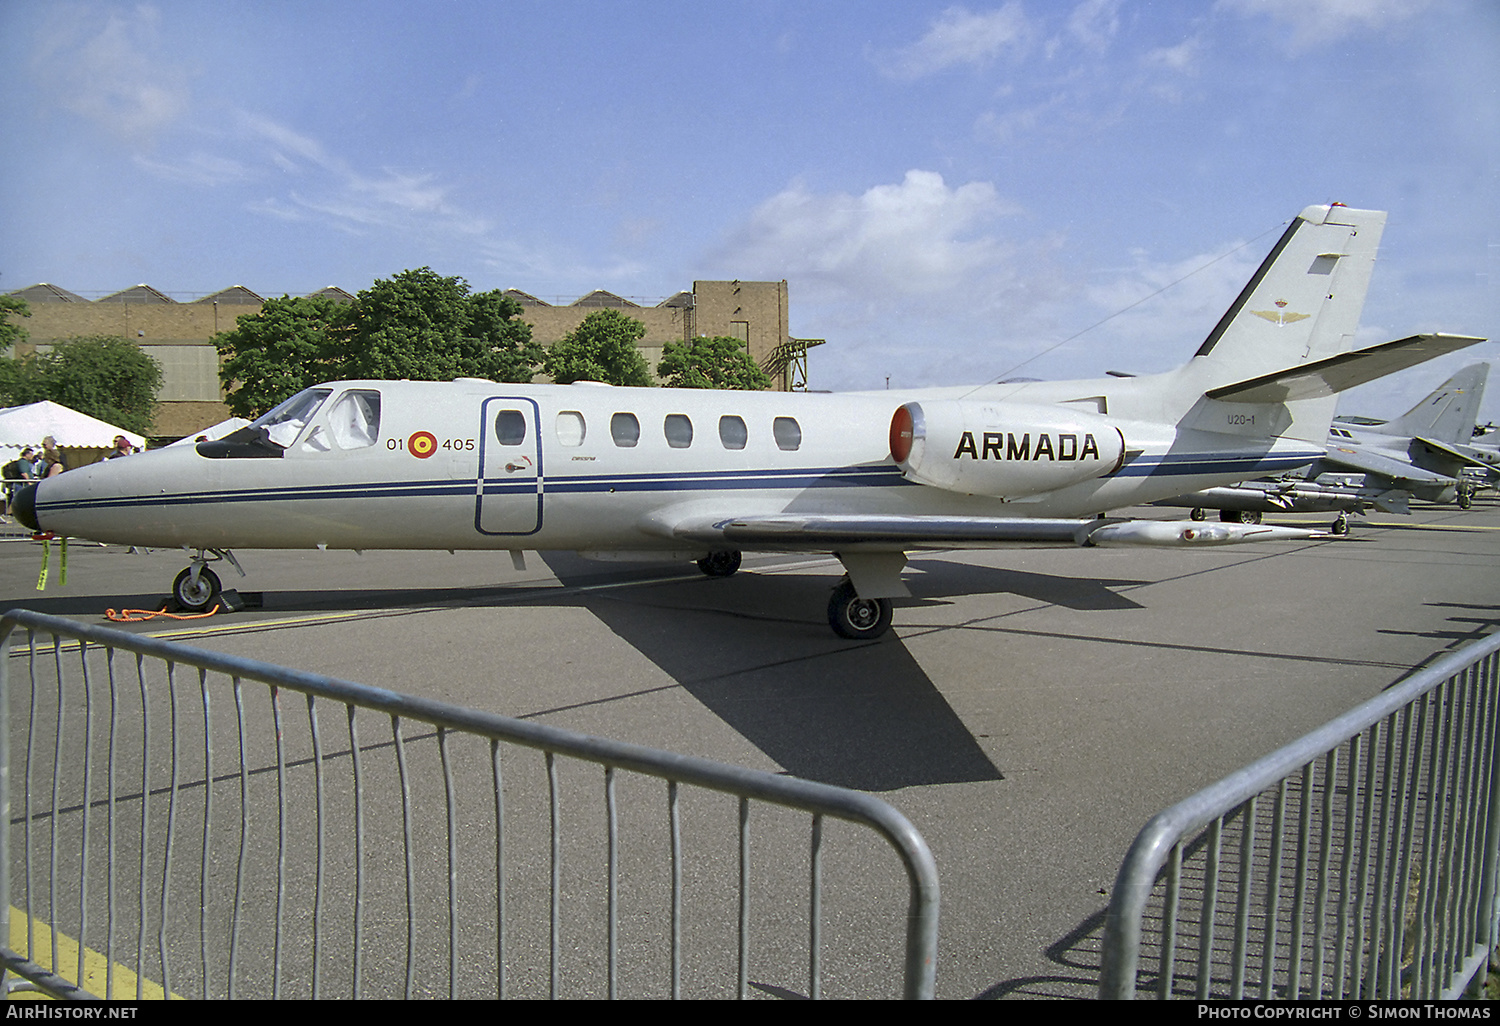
[1458, 489, 1474, 510]
[173, 566, 221, 612]
[827, 580, 893, 640]
[696, 550, 742, 578]
[1189, 508, 1206, 521]
[1331, 513, 1351, 536]
[1244, 510, 1263, 525]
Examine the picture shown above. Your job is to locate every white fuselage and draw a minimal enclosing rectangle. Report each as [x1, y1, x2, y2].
[32, 372, 1323, 554]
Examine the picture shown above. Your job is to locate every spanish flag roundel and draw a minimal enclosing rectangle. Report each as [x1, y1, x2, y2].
[408, 431, 437, 458]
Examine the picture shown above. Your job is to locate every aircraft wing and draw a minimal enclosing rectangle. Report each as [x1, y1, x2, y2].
[1207, 334, 1487, 404]
[1320, 445, 1457, 486]
[663, 513, 1327, 550]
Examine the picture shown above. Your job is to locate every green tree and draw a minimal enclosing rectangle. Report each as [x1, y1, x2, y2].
[211, 269, 543, 418]
[213, 294, 349, 418]
[657, 335, 771, 390]
[335, 268, 542, 383]
[543, 309, 654, 387]
[0, 335, 162, 435]
[0, 295, 30, 353]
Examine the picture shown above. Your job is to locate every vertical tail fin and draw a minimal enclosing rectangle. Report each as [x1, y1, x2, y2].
[1368, 363, 1490, 444]
[1187, 204, 1386, 443]
[1193, 204, 1387, 380]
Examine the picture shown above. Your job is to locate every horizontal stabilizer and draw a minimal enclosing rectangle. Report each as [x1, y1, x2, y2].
[1413, 436, 1500, 473]
[1207, 334, 1486, 404]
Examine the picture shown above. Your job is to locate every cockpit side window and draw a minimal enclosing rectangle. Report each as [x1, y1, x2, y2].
[328, 390, 382, 449]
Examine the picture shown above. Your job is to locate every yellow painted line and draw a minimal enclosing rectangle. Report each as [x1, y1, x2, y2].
[7, 906, 178, 999]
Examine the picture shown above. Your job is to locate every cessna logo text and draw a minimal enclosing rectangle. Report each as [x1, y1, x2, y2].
[952, 431, 1102, 462]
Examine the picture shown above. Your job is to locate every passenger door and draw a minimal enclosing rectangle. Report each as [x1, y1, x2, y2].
[476, 397, 543, 536]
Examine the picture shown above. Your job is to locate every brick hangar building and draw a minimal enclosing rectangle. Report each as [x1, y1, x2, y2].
[5, 279, 814, 439]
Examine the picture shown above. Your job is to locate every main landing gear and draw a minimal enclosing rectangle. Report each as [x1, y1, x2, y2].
[696, 550, 742, 578]
[827, 579, 893, 641]
[172, 548, 244, 612]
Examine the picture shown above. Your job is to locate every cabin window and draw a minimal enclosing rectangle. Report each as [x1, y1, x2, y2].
[773, 416, 802, 451]
[664, 414, 693, 448]
[326, 390, 381, 449]
[556, 411, 586, 446]
[611, 412, 640, 447]
[719, 415, 747, 450]
[494, 409, 527, 445]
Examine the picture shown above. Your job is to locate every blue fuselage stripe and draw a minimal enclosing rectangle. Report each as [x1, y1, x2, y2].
[36, 451, 1321, 515]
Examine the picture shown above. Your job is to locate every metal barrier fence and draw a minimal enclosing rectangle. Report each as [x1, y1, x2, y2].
[1099, 632, 1500, 999]
[0, 609, 938, 999]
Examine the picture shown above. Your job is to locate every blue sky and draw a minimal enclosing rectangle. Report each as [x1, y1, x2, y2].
[2, 0, 1496, 418]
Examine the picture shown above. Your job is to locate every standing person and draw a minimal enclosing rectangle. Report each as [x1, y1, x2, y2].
[104, 434, 137, 459]
[38, 437, 64, 478]
[2, 447, 37, 513]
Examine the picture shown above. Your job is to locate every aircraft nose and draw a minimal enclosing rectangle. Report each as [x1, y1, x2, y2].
[10, 483, 39, 531]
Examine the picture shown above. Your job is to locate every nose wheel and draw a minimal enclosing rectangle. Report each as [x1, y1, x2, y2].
[827, 579, 893, 640]
[173, 566, 222, 612]
[170, 548, 244, 612]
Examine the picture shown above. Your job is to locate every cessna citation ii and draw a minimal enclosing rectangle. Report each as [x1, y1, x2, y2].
[11, 204, 1485, 639]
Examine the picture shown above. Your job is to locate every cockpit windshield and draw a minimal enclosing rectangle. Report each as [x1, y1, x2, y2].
[196, 387, 333, 460]
[255, 388, 333, 448]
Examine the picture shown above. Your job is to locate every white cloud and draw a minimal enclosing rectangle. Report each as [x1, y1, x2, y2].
[31, 4, 193, 146]
[714, 170, 1022, 301]
[883, 3, 1036, 79]
[1067, 0, 1123, 54]
[1216, 0, 1439, 51]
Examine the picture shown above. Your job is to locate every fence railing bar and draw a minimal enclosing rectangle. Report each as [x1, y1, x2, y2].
[491, 737, 504, 1001]
[197, 668, 211, 1000]
[1312, 748, 1337, 999]
[439, 726, 458, 1000]
[605, 764, 618, 1001]
[810, 812, 823, 1001]
[227, 676, 248, 999]
[105, 648, 120, 1001]
[158, 661, 181, 997]
[348, 705, 365, 1000]
[75, 641, 93, 991]
[308, 695, 327, 1000]
[1230, 795, 1256, 998]
[271, 685, 287, 1000]
[132, 652, 148, 1000]
[49, 637, 64, 984]
[547, 750, 560, 1001]
[391, 714, 415, 1000]
[669, 779, 681, 1001]
[738, 796, 750, 1001]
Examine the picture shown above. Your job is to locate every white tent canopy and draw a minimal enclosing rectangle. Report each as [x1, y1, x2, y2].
[0, 401, 146, 461]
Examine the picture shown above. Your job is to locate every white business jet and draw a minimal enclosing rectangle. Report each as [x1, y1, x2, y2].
[11, 204, 1484, 638]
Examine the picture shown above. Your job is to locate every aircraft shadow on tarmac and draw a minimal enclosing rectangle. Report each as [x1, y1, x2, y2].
[5, 554, 1150, 793]
[528, 553, 1147, 792]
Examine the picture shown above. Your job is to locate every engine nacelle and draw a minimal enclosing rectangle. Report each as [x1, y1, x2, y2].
[889, 400, 1126, 499]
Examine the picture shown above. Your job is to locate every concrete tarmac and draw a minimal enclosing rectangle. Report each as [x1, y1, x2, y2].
[4, 499, 1499, 998]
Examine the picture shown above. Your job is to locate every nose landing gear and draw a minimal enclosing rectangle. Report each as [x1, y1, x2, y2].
[172, 549, 244, 612]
